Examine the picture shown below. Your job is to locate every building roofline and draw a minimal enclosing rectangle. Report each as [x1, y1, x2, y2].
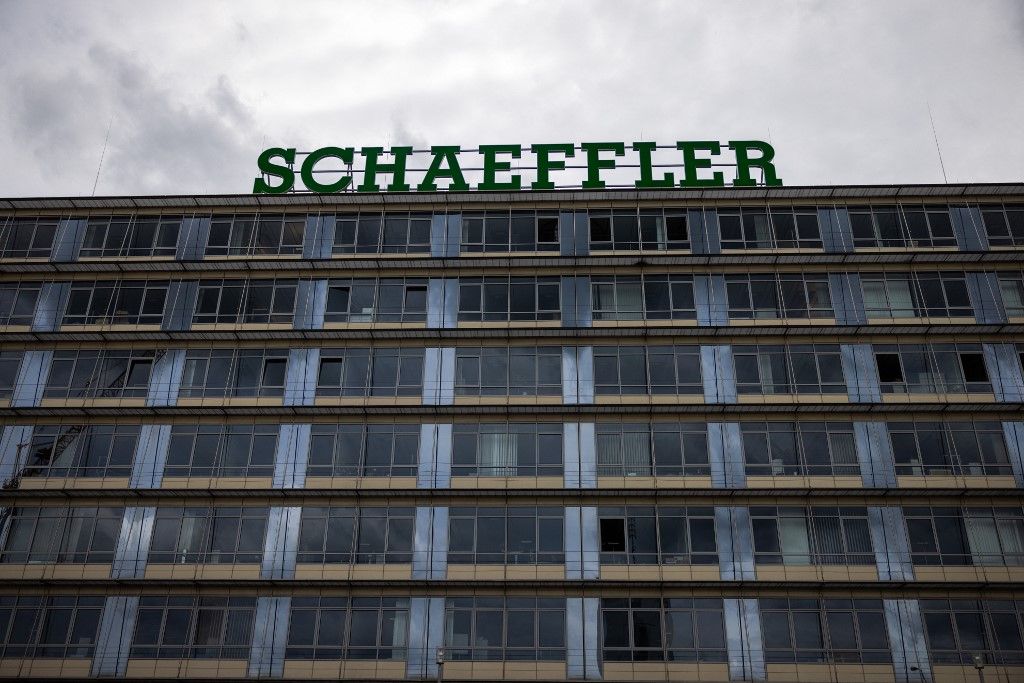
[0, 181, 1023, 211]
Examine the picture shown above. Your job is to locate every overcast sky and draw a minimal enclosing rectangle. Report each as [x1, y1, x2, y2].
[0, 0, 1022, 197]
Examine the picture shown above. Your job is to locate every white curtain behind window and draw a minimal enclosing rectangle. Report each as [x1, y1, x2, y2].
[966, 515, 1002, 566]
[480, 433, 516, 477]
[779, 516, 811, 565]
[887, 279, 915, 317]
[622, 431, 652, 476]
[997, 517, 1024, 566]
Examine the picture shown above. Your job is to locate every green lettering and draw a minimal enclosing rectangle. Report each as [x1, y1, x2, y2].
[581, 142, 625, 189]
[729, 140, 782, 186]
[530, 143, 575, 190]
[252, 147, 295, 194]
[299, 147, 353, 193]
[358, 146, 413, 192]
[633, 142, 674, 188]
[677, 141, 724, 187]
[417, 146, 469, 191]
[477, 144, 522, 191]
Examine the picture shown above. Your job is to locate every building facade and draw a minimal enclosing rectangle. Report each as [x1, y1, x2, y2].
[0, 184, 1022, 681]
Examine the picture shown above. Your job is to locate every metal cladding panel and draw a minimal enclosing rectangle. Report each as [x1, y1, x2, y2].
[818, 206, 855, 253]
[566, 597, 602, 680]
[11, 350, 48, 408]
[303, 214, 336, 260]
[951, 205, 989, 252]
[162, 280, 199, 331]
[145, 349, 185, 407]
[724, 598, 766, 681]
[966, 271, 1007, 324]
[446, 214, 462, 257]
[716, 506, 755, 581]
[51, 218, 86, 262]
[854, 422, 897, 488]
[426, 278, 458, 329]
[248, 596, 290, 679]
[129, 424, 171, 489]
[412, 506, 433, 580]
[293, 279, 327, 330]
[563, 347, 595, 405]
[829, 273, 867, 326]
[564, 506, 598, 579]
[91, 596, 139, 678]
[694, 275, 728, 326]
[689, 209, 721, 254]
[561, 276, 592, 328]
[283, 348, 318, 406]
[416, 423, 452, 489]
[841, 344, 882, 403]
[563, 423, 582, 489]
[430, 506, 449, 579]
[261, 506, 300, 580]
[701, 345, 737, 404]
[406, 596, 446, 678]
[884, 599, 933, 683]
[272, 423, 310, 489]
[1002, 422, 1024, 487]
[869, 506, 915, 582]
[32, 282, 69, 332]
[175, 216, 211, 261]
[111, 506, 155, 579]
[709, 422, 745, 489]
[559, 212, 576, 256]
[984, 342, 1024, 402]
[573, 212, 590, 256]
[421, 347, 455, 406]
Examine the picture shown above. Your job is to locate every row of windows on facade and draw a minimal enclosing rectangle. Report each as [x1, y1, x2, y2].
[2, 503, 1022, 569]
[0, 594, 1021, 667]
[1, 203, 1022, 259]
[0, 343, 1002, 400]
[5, 271, 1024, 326]
[9, 419, 1015, 480]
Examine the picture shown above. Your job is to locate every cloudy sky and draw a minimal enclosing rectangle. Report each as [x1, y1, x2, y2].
[0, 0, 1022, 197]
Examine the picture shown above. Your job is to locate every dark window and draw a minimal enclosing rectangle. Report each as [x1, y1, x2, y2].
[22, 424, 138, 478]
[296, 507, 414, 564]
[286, 596, 410, 660]
[444, 597, 565, 661]
[180, 349, 288, 398]
[451, 423, 563, 477]
[0, 595, 104, 658]
[921, 599, 1024, 665]
[750, 506, 872, 565]
[597, 506, 717, 565]
[0, 217, 58, 259]
[600, 598, 726, 662]
[888, 421, 1011, 476]
[316, 348, 424, 398]
[44, 349, 155, 399]
[740, 422, 858, 477]
[759, 598, 890, 664]
[165, 424, 277, 478]
[0, 283, 41, 326]
[454, 347, 561, 397]
[307, 424, 420, 478]
[131, 596, 256, 659]
[148, 507, 268, 564]
[448, 507, 564, 565]
[0, 507, 123, 564]
[595, 422, 709, 477]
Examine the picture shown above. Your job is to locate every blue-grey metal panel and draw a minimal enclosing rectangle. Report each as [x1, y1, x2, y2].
[261, 506, 300, 580]
[689, 209, 721, 254]
[426, 278, 458, 329]
[819, 207, 854, 253]
[841, 344, 882, 403]
[12, 350, 49, 408]
[433, 424, 452, 488]
[716, 506, 755, 580]
[560, 276, 578, 328]
[272, 423, 310, 489]
[577, 423, 597, 488]
[421, 348, 454, 405]
[283, 348, 319, 406]
[868, 506, 915, 581]
[51, 218, 86, 262]
[430, 507, 448, 579]
[724, 598, 766, 681]
[0, 426, 31, 485]
[248, 596, 291, 679]
[111, 506, 155, 579]
[175, 216, 211, 261]
[854, 422, 896, 488]
[303, 214, 336, 260]
[694, 275, 728, 326]
[129, 424, 171, 489]
[565, 506, 599, 580]
[294, 279, 327, 330]
[574, 276, 592, 327]
[951, 206, 988, 252]
[559, 212, 576, 256]
[563, 347, 593, 404]
[829, 273, 867, 325]
[413, 506, 433, 579]
[566, 597, 601, 680]
[406, 596, 446, 678]
[709, 422, 744, 488]
[564, 423, 581, 489]
[417, 424, 438, 488]
[162, 280, 198, 331]
[1002, 422, 1024, 487]
[966, 272, 1006, 324]
[884, 599, 932, 683]
[91, 595, 139, 678]
[573, 212, 589, 256]
[984, 342, 1024, 402]
[145, 349, 185, 407]
[701, 345, 737, 404]
[32, 282, 69, 331]
[445, 214, 462, 257]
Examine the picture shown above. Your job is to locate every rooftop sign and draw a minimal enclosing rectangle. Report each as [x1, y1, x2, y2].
[252, 141, 782, 194]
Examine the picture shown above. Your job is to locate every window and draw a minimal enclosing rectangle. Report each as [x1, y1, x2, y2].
[861, 272, 972, 319]
[0, 595, 104, 658]
[333, 213, 431, 254]
[316, 348, 424, 397]
[458, 277, 560, 322]
[0, 507, 122, 564]
[726, 274, 832, 319]
[194, 279, 297, 324]
[593, 345, 702, 395]
[296, 507, 414, 564]
[451, 423, 563, 477]
[921, 599, 1024, 666]
[445, 597, 565, 661]
[849, 205, 956, 248]
[461, 211, 559, 252]
[600, 598, 726, 662]
[131, 596, 255, 659]
[905, 506, 1024, 567]
[740, 422, 859, 477]
[999, 273, 1024, 317]
[0, 282, 40, 326]
[0, 217, 58, 259]
[448, 507, 563, 564]
[148, 507, 268, 564]
[308, 424, 419, 477]
[0, 351, 20, 399]
[79, 215, 180, 258]
[591, 275, 696, 321]
[22, 424, 138, 478]
[44, 349, 155, 399]
[750, 506, 872, 565]
[888, 421, 1012, 476]
[180, 348, 288, 398]
[206, 214, 304, 256]
[286, 597, 410, 660]
[63, 280, 168, 325]
[733, 344, 845, 395]
[718, 207, 821, 249]
[980, 204, 1024, 247]
[165, 424, 277, 478]
[325, 278, 428, 323]
[598, 506, 716, 565]
[595, 422, 709, 477]
[588, 209, 689, 251]
[454, 346, 561, 397]
[759, 598, 890, 663]
[874, 344, 991, 394]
